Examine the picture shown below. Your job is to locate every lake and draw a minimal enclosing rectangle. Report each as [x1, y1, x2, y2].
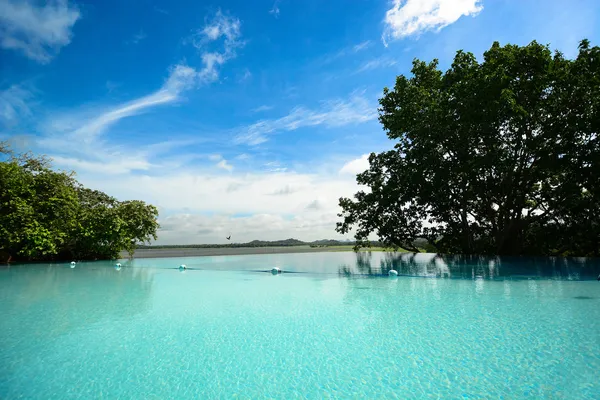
[1, 252, 599, 399]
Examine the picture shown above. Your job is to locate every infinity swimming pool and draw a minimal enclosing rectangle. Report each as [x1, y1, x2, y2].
[1, 252, 599, 399]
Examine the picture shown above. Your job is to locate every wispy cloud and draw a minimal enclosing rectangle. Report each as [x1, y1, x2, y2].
[352, 40, 372, 52]
[50, 155, 152, 175]
[238, 69, 252, 82]
[59, 64, 197, 143]
[105, 81, 120, 94]
[217, 159, 233, 171]
[191, 9, 244, 83]
[154, 6, 169, 15]
[382, 0, 483, 45]
[251, 105, 273, 113]
[321, 40, 373, 65]
[127, 30, 147, 45]
[355, 57, 397, 73]
[26, 8, 244, 183]
[0, 0, 81, 63]
[205, 154, 234, 171]
[198, 10, 241, 44]
[234, 91, 378, 146]
[269, 0, 281, 18]
[45, 137, 202, 175]
[40, 9, 243, 153]
[35, 64, 203, 175]
[264, 161, 287, 173]
[0, 84, 33, 127]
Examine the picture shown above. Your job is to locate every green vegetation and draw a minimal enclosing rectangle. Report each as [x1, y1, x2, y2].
[5, 40, 598, 260]
[0, 144, 159, 262]
[337, 40, 600, 257]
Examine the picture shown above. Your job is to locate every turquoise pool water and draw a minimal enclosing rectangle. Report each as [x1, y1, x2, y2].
[1, 252, 599, 399]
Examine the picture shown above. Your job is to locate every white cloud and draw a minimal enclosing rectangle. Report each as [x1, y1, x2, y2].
[234, 91, 378, 145]
[320, 40, 373, 65]
[51, 155, 152, 175]
[56, 64, 197, 144]
[128, 30, 147, 45]
[198, 53, 226, 82]
[355, 57, 397, 73]
[382, 0, 483, 45]
[305, 198, 328, 211]
[269, 185, 299, 196]
[269, 0, 280, 17]
[75, 162, 368, 244]
[33, 11, 244, 180]
[0, 84, 32, 126]
[339, 154, 370, 175]
[80, 168, 357, 217]
[239, 68, 252, 82]
[201, 11, 241, 43]
[43, 138, 202, 175]
[264, 161, 287, 173]
[251, 105, 273, 113]
[0, 0, 81, 63]
[192, 9, 243, 83]
[155, 212, 346, 244]
[352, 40, 372, 52]
[163, 64, 199, 93]
[216, 159, 233, 171]
[43, 9, 243, 149]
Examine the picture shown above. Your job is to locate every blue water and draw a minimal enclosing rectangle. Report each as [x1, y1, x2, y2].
[1, 252, 599, 399]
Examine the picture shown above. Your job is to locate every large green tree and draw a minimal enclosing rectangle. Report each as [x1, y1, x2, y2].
[337, 40, 599, 257]
[0, 144, 159, 262]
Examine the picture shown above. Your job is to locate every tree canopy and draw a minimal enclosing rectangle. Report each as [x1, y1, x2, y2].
[337, 40, 599, 257]
[0, 144, 159, 262]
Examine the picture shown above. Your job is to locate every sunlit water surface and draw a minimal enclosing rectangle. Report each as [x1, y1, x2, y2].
[1, 252, 599, 399]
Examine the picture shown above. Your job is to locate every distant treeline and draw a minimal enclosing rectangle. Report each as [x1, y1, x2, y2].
[136, 238, 363, 249]
[136, 238, 436, 252]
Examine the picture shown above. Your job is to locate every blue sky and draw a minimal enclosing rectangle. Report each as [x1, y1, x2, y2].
[1, 0, 599, 244]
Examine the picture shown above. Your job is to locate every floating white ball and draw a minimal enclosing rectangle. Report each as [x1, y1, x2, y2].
[179, 264, 187, 270]
[388, 269, 398, 276]
[115, 263, 122, 271]
[70, 261, 76, 269]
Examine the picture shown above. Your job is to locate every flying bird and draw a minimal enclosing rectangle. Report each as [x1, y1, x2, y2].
[226, 235, 231, 240]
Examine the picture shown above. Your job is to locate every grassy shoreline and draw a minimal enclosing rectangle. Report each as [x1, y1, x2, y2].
[123, 245, 406, 259]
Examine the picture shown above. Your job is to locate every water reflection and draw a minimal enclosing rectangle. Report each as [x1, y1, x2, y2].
[339, 252, 600, 281]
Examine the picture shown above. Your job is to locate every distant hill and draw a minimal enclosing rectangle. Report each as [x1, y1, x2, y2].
[135, 238, 383, 249]
[135, 236, 438, 252]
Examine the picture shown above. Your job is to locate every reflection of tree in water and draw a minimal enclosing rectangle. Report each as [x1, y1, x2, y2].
[0, 262, 154, 346]
[339, 252, 454, 278]
[339, 251, 375, 276]
[339, 252, 600, 280]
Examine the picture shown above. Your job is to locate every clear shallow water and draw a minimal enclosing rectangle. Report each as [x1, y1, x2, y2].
[1, 252, 599, 399]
